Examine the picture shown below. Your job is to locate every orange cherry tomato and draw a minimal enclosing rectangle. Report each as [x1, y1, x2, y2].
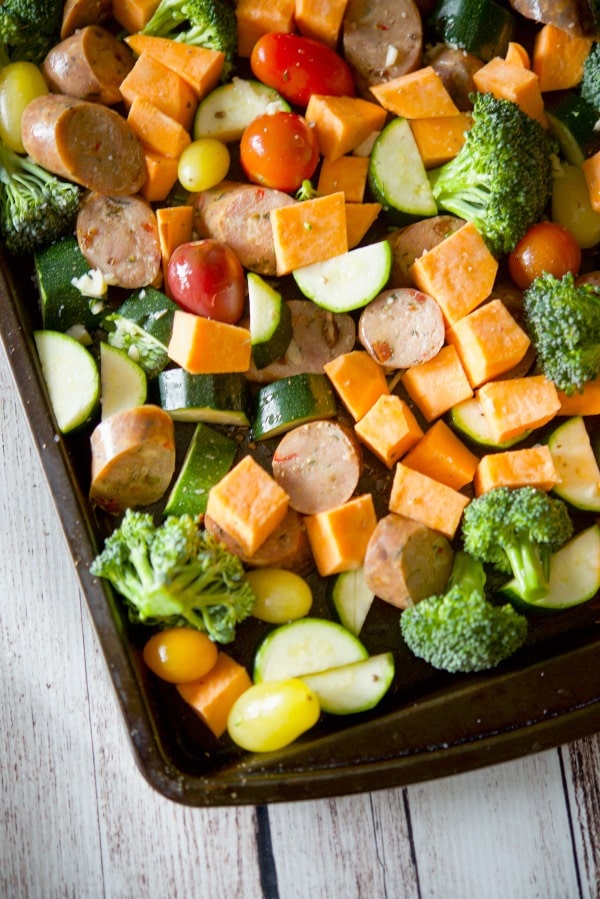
[143, 628, 218, 683]
[239, 111, 320, 193]
[508, 221, 582, 289]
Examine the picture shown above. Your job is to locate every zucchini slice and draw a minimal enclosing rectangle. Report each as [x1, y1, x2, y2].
[368, 116, 438, 224]
[34, 235, 105, 332]
[546, 93, 598, 166]
[193, 77, 290, 143]
[34, 330, 100, 433]
[292, 240, 392, 313]
[330, 567, 375, 636]
[448, 396, 531, 448]
[546, 416, 600, 512]
[248, 273, 293, 369]
[498, 525, 600, 611]
[157, 369, 252, 425]
[164, 422, 237, 517]
[100, 341, 147, 420]
[251, 373, 337, 440]
[253, 617, 368, 683]
[301, 652, 395, 715]
[429, 0, 515, 60]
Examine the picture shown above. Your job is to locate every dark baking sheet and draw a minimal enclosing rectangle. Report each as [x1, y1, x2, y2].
[2, 244, 600, 807]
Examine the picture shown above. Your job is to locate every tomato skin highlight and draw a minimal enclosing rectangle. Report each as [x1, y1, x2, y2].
[250, 32, 355, 107]
[240, 111, 320, 193]
[508, 221, 582, 289]
[167, 239, 246, 324]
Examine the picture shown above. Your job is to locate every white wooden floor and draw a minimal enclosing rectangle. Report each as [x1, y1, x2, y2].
[1, 343, 599, 899]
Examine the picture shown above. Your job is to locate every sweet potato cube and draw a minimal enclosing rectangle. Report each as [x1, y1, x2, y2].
[557, 379, 600, 416]
[139, 149, 180, 203]
[370, 66, 460, 118]
[323, 350, 389, 421]
[168, 311, 252, 374]
[472, 57, 547, 127]
[124, 34, 224, 99]
[235, 0, 296, 56]
[402, 419, 479, 490]
[532, 24, 593, 92]
[176, 652, 252, 738]
[317, 155, 370, 202]
[409, 114, 472, 168]
[119, 53, 198, 129]
[206, 455, 289, 556]
[305, 94, 388, 161]
[474, 444, 560, 495]
[409, 221, 498, 325]
[354, 394, 423, 468]
[304, 494, 377, 576]
[400, 345, 473, 422]
[477, 375, 560, 443]
[127, 97, 191, 159]
[295, 0, 348, 47]
[445, 298, 531, 388]
[389, 463, 469, 540]
[583, 150, 600, 213]
[270, 192, 348, 275]
[345, 202, 382, 248]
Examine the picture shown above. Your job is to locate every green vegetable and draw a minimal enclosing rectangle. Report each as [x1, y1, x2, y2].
[0, 137, 80, 255]
[90, 510, 256, 644]
[427, 92, 554, 256]
[522, 271, 600, 396]
[368, 116, 437, 223]
[429, 0, 515, 61]
[581, 42, 600, 115]
[400, 551, 528, 673]
[0, 0, 63, 64]
[141, 0, 237, 80]
[461, 486, 573, 603]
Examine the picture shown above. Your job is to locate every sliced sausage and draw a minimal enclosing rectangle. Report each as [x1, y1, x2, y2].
[76, 193, 161, 289]
[509, 0, 600, 37]
[358, 288, 445, 369]
[193, 181, 296, 275]
[272, 421, 363, 515]
[89, 405, 176, 515]
[245, 300, 357, 384]
[364, 513, 454, 609]
[60, 0, 112, 38]
[204, 508, 314, 575]
[21, 94, 146, 195]
[43, 26, 135, 105]
[342, 0, 423, 98]
[425, 44, 484, 111]
[388, 215, 465, 288]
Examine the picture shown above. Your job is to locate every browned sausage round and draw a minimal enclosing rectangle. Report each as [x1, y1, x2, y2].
[193, 181, 296, 275]
[245, 300, 357, 384]
[21, 94, 146, 195]
[60, 0, 112, 38]
[204, 508, 314, 575]
[358, 288, 445, 368]
[342, 0, 423, 97]
[272, 420, 363, 515]
[43, 26, 135, 105]
[363, 513, 454, 608]
[425, 45, 484, 111]
[509, 0, 600, 36]
[89, 405, 176, 515]
[76, 192, 161, 289]
[388, 215, 465, 288]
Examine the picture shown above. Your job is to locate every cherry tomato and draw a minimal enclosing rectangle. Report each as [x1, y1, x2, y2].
[247, 568, 313, 623]
[250, 32, 355, 108]
[0, 62, 48, 152]
[143, 628, 218, 683]
[508, 222, 582, 289]
[240, 111, 319, 193]
[167, 239, 245, 324]
[177, 138, 230, 192]
[227, 679, 320, 752]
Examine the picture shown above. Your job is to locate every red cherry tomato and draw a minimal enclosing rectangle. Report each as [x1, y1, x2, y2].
[250, 32, 355, 107]
[240, 111, 320, 193]
[167, 239, 245, 324]
[508, 222, 582, 289]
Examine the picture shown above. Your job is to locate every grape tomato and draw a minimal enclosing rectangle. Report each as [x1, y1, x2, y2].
[177, 138, 231, 192]
[143, 628, 218, 683]
[250, 32, 356, 108]
[239, 111, 319, 193]
[0, 62, 48, 153]
[167, 239, 246, 324]
[508, 221, 582, 289]
[247, 568, 313, 623]
[227, 679, 320, 752]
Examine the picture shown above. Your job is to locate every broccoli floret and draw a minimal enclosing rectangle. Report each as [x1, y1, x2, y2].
[427, 92, 554, 257]
[400, 551, 528, 673]
[141, 0, 236, 80]
[523, 271, 600, 395]
[0, 0, 63, 63]
[0, 139, 80, 255]
[581, 43, 600, 114]
[461, 487, 573, 603]
[90, 510, 257, 644]
[103, 314, 169, 379]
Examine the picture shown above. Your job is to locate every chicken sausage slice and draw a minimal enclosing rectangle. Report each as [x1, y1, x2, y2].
[388, 216, 465, 288]
[76, 192, 161, 289]
[272, 420, 363, 515]
[358, 288, 445, 369]
[364, 513, 454, 608]
[43, 26, 135, 105]
[204, 508, 314, 575]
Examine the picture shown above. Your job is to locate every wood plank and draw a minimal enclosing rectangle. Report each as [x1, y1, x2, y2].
[563, 736, 600, 899]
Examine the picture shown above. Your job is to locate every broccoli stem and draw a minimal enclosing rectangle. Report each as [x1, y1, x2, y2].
[448, 550, 486, 594]
[502, 539, 549, 601]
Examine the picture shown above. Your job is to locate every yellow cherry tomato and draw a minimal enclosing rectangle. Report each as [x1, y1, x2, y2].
[177, 138, 231, 192]
[227, 679, 320, 752]
[552, 162, 600, 250]
[0, 62, 48, 153]
[142, 628, 218, 683]
[246, 568, 313, 623]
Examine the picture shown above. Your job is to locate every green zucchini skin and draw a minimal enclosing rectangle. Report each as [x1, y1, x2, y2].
[164, 422, 237, 517]
[546, 92, 599, 165]
[429, 0, 515, 61]
[35, 236, 105, 332]
[251, 373, 338, 441]
[114, 287, 179, 347]
[158, 368, 252, 425]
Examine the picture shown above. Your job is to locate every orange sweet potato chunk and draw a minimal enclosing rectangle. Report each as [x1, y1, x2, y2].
[402, 419, 479, 490]
[354, 394, 423, 468]
[370, 66, 460, 118]
[400, 345, 473, 422]
[304, 494, 378, 576]
[305, 94, 388, 161]
[474, 444, 560, 495]
[168, 310, 251, 374]
[409, 114, 472, 168]
[389, 463, 469, 540]
[176, 652, 252, 738]
[270, 192, 348, 275]
[323, 350, 389, 421]
[477, 375, 560, 443]
[472, 57, 547, 127]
